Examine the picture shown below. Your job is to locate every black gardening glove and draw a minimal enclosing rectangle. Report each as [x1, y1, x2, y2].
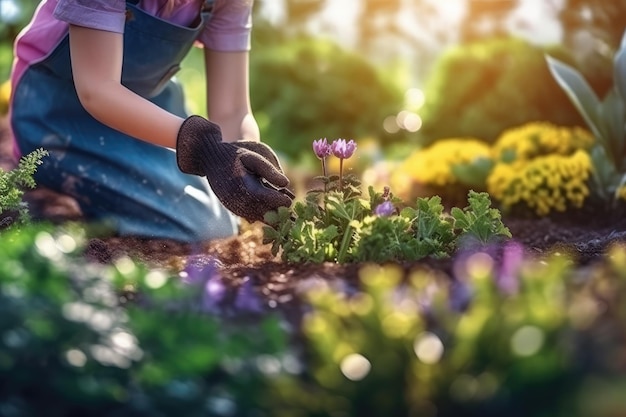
[176, 116, 293, 222]
[232, 140, 295, 199]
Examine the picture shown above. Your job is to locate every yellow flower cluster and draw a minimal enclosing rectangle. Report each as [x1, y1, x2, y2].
[387, 121, 596, 216]
[486, 150, 591, 215]
[0, 80, 10, 115]
[392, 138, 491, 190]
[493, 122, 595, 161]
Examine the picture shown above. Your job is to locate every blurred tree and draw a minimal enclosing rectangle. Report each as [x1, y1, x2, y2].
[0, 0, 37, 43]
[459, 0, 520, 42]
[418, 37, 585, 145]
[351, 0, 468, 85]
[0, 0, 38, 80]
[284, 0, 327, 25]
[355, 0, 402, 49]
[558, 0, 626, 97]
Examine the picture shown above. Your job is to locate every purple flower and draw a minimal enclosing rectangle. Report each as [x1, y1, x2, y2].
[313, 138, 332, 159]
[496, 241, 523, 295]
[374, 201, 395, 217]
[181, 257, 220, 285]
[448, 280, 473, 312]
[234, 277, 264, 313]
[180, 256, 226, 313]
[331, 139, 357, 159]
[202, 276, 226, 313]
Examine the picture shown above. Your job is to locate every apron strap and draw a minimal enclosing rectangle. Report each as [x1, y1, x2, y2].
[202, 0, 215, 13]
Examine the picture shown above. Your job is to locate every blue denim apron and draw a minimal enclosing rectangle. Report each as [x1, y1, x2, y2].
[11, 1, 239, 242]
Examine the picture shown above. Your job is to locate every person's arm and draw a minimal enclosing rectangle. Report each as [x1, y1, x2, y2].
[204, 48, 259, 143]
[69, 24, 184, 148]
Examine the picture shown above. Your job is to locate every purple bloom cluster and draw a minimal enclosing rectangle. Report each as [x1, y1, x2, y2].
[374, 200, 395, 217]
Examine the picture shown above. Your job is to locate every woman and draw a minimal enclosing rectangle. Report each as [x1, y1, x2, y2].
[9, 0, 293, 242]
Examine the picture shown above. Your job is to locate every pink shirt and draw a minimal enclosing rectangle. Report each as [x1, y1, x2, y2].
[11, 0, 253, 89]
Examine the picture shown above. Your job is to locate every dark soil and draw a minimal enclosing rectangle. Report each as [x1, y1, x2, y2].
[3, 114, 626, 318]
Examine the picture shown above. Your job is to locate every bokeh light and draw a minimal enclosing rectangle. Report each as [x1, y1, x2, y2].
[510, 325, 544, 357]
[340, 353, 371, 381]
[414, 331, 444, 364]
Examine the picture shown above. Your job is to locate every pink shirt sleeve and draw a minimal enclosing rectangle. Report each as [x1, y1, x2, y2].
[52, 0, 252, 51]
[198, 0, 253, 52]
[53, 0, 127, 33]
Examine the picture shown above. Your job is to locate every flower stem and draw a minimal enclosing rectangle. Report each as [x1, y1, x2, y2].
[321, 158, 327, 193]
[339, 158, 344, 192]
[337, 222, 353, 263]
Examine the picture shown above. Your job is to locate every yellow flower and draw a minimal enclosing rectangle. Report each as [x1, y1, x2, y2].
[0, 80, 11, 115]
[493, 121, 594, 162]
[487, 150, 592, 216]
[396, 138, 491, 187]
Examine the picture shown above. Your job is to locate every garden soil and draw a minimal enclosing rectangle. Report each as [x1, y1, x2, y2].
[2, 115, 626, 318]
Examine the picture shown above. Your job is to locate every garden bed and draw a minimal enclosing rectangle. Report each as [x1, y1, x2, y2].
[3, 113, 626, 318]
[19, 183, 626, 322]
[4, 116, 626, 417]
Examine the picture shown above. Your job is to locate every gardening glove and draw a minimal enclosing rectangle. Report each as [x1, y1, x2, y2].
[176, 115, 294, 222]
[232, 140, 295, 199]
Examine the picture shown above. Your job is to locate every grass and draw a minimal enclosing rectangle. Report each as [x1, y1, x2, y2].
[0, 43, 12, 82]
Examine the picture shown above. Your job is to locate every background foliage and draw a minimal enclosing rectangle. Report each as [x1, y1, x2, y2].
[249, 35, 403, 163]
[417, 37, 586, 145]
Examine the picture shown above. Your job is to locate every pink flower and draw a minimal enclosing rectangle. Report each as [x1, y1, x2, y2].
[331, 139, 357, 159]
[313, 138, 332, 159]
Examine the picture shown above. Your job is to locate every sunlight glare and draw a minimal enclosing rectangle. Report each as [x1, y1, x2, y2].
[0, 0, 20, 22]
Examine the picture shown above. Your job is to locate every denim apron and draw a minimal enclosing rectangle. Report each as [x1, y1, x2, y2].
[11, 1, 239, 242]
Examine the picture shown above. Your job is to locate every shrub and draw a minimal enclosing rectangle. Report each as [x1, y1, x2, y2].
[0, 224, 287, 416]
[492, 121, 595, 162]
[0, 147, 47, 228]
[390, 122, 597, 217]
[485, 122, 595, 216]
[266, 244, 626, 417]
[419, 37, 585, 145]
[250, 37, 403, 162]
[487, 150, 592, 216]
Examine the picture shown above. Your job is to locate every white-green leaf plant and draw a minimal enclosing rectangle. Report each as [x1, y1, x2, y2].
[546, 29, 626, 208]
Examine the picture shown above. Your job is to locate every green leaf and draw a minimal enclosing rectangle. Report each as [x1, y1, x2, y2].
[614, 30, 626, 103]
[452, 191, 511, 244]
[546, 56, 605, 142]
[263, 210, 280, 226]
[598, 89, 626, 171]
[589, 145, 621, 199]
[451, 157, 494, 188]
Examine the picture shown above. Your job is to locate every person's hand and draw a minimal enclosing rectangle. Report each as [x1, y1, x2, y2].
[232, 140, 295, 199]
[176, 116, 293, 222]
